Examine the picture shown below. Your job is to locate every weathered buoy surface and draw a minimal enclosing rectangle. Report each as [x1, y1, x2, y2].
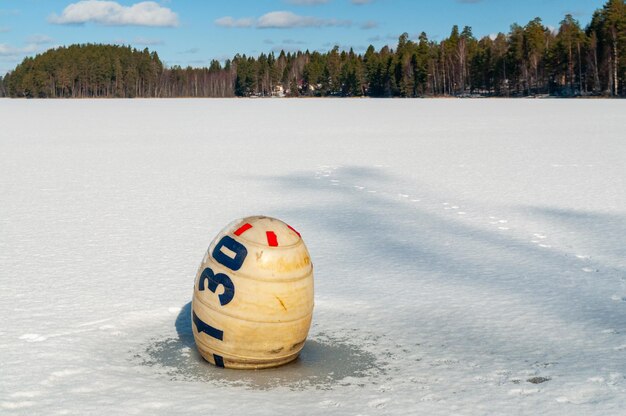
[192, 216, 314, 369]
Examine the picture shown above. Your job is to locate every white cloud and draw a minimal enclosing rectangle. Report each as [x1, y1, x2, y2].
[258, 11, 350, 28]
[49, 1, 178, 27]
[27, 34, 54, 45]
[0, 44, 15, 56]
[215, 11, 350, 29]
[0, 9, 20, 17]
[0, 43, 39, 57]
[282, 39, 307, 45]
[215, 16, 254, 28]
[133, 36, 164, 45]
[180, 47, 200, 54]
[367, 34, 398, 42]
[258, 11, 322, 28]
[360, 20, 377, 30]
[285, 0, 330, 4]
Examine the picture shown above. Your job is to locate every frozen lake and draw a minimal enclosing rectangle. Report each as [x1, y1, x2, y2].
[1, 99, 625, 415]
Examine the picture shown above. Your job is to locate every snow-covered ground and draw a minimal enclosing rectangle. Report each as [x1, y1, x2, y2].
[1, 99, 625, 415]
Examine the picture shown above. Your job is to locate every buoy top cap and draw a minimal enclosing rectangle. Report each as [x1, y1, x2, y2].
[230, 216, 302, 247]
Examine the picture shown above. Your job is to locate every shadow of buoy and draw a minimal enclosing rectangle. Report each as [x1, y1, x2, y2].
[174, 301, 195, 349]
[140, 301, 384, 390]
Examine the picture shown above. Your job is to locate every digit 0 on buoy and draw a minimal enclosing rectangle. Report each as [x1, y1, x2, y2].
[192, 216, 314, 369]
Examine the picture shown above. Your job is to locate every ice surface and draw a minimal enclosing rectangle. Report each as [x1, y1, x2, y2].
[1, 99, 625, 415]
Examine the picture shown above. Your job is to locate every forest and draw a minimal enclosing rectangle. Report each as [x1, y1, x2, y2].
[1, 0, 624, 98]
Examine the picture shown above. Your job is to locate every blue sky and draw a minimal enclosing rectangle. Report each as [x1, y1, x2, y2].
[0, 0, 607, 75]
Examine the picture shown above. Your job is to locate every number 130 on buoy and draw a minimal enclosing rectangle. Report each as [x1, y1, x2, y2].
[192, 216, 314, 369]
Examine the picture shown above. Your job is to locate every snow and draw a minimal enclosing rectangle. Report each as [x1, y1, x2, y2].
[1, 98, 625, 415]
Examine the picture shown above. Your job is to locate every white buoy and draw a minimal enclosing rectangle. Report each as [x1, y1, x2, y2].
[192, 216, 314, 369]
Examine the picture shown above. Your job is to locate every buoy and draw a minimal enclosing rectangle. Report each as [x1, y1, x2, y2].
[192, 216, 314, 369]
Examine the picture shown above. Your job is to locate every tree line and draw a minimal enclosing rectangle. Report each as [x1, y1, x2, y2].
[1, 0, 624, 98]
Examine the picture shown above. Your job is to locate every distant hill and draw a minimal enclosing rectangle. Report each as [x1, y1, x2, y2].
[0, 43, 236, 98]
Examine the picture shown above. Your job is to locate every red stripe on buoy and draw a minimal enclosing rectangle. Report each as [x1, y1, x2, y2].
[266, 231, 278, 246]
[287, 224, 301, 237]
[234, 223, 252, 236]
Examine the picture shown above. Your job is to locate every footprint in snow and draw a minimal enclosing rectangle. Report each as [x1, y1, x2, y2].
[0, 401, 35, 410]
[420, 393, 442, 402]
[555, 385, 612, 404]
[19, 334, 47, 342]
[443, 203, 465, 214]
[319, 400, 340, 408]
[9, 392, 41, 399]
[367, 398, 389, 409]
[508, 388, 539, 395]
[489, 218, 509, 228]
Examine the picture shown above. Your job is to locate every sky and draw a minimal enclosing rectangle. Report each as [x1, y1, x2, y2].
[0, 0, 607, 75]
